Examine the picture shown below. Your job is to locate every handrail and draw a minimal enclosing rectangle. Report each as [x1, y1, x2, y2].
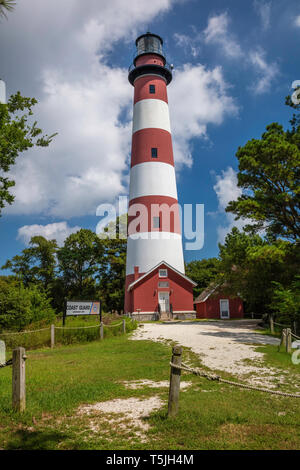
[128, 61, 173, 74]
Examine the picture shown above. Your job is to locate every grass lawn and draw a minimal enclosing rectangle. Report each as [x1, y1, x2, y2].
[0, 330, 300, 450]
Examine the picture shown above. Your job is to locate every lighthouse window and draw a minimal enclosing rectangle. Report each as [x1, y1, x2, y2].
[153, 216, 160, 229]
[149, 84, 156, 94]
[158, 281, 169, 287]
[151, 147, 158, 158]
[159, 269, 168, 278]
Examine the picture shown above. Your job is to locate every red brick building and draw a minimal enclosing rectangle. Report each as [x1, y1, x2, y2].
[125, 261, 197, 321]
[194, 284, 244, 319]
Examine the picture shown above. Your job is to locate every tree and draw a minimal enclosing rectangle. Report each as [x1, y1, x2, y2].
[226, 123, 300, 241]
[2, 236, 58, 290]
[270, 277, 300, 325]
[57, 229, 103, 299]
[0, 0, 15, 19]
[218, 227, 298, 314]
[185, 258, 220, 298]
[97, 215, 127, 313]
[0, 92, 57, 214]
[98, 238, 126, 313]
[0, 276, 55, 331]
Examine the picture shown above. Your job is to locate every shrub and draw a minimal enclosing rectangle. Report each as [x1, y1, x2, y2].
[0, 278, 55, 331]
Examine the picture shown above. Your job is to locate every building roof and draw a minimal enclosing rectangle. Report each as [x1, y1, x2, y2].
[127, 260, 197, 292]
[194, 282, 243, 303]
[194, 283, 220, 303]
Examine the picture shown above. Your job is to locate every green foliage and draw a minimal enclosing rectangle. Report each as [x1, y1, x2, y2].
[0, 0, 16, 19]
[57, 229, 103, 300]
[270, 277, 300, 324]
[0, 92, 57, 214]
[226, 123, 300, 241]
[98, 238, 126, 312]
[0, 277, 55, 331]
[2, 236, 57, 289]
[97, 215, 127, 313]
[185, 258, 220, 297]
[218, 227, 298, 314]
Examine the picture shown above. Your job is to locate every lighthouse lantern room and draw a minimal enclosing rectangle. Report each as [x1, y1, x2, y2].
[125, 33, 197, 321]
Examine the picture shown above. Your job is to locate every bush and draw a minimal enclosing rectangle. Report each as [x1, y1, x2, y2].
[0, 278, 55, 331]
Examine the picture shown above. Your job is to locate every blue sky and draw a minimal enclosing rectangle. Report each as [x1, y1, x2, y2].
[0, 0, 299, 272]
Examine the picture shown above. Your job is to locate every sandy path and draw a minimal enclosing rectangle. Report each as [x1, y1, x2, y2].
[131, 320, 285, 387]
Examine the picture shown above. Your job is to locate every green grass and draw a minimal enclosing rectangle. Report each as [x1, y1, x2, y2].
[0, 332, 300, 450]
[0, 315, 136, 351]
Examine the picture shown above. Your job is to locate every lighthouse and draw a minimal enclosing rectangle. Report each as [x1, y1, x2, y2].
[125, 33, 196, 321]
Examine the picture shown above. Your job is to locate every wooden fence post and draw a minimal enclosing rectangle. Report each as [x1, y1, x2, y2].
[168, 345, 182, 418]
[12, 347, 26, 413]
[100, 322, 104, 340]
[286, 328, 292, 354]
[270, 315, 274, 334]
[51, 324, 55, 349]
[122, 319, 126, 334]
[293, 321, 297, 336]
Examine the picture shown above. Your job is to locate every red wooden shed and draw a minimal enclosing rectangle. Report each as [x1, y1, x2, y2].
[194, 284, 244, 320]
[126, 261, 197, 321]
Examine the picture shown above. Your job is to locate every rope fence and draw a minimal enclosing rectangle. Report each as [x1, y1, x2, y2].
[0, 358, 12, 369]
[170, 361, 300, 398]
[167, 345, 300, 417]
[0, 318, 134, 350]
[103, 322, 123, 328]
[54, 324, 100, 330]
[273, 321, 290, 328]
[0, 327, 50, 335]
[291, 332, 300, 341]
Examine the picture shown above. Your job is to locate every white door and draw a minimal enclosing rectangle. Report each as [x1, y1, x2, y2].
[159, 292, 169, 312]
[220, 299, 230, 319]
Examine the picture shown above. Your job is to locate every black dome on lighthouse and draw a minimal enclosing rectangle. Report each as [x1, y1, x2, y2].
[128, 32, 172, 86]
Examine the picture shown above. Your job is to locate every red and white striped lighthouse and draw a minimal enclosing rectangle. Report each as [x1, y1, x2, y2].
[124, 33, 196, 320]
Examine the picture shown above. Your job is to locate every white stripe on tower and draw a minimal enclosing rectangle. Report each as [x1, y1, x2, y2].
[132, 99, 171, 134]
[129, 161, 178, 200]
[126, 233, 184, 275]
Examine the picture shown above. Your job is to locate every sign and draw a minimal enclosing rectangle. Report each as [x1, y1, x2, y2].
[66, 301, 100, 316]
[0, 340, 5, 366]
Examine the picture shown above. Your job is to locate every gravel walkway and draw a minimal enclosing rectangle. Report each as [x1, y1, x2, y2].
[131, 320, 284, 388]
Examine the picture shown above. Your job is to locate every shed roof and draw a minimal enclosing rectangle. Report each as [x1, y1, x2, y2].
[194, 283, 220, 303]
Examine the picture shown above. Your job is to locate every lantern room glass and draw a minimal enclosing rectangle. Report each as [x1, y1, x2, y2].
[136, 35, 163, 56]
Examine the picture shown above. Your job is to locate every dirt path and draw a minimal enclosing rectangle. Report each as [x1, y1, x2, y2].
[131, 320, 286, 388]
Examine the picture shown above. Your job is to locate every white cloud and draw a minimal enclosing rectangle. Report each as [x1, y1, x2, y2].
[253, 1, 272, 30]
[212, 167, 250, 243]
[203, 12, 243, 59]
[1, 0, 180, 218]
[295, 15, 300, 27]
[174, 32, 201, 58]
[249, 48, 279, 94]
[17, 222, 81, 246]
[169, 65, 239, 167]
[202, 12, 279, 95]
[0, 1, 240, 218]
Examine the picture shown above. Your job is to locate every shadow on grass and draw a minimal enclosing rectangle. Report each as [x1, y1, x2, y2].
[5, 428, 68, 450]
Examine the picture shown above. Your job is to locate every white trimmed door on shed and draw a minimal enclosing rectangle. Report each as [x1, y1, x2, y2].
[220, 299, 230, 319]
[159, 292, 170, 312]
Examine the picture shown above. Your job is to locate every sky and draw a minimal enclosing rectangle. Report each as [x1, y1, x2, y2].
[0, 0, 299, 272]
